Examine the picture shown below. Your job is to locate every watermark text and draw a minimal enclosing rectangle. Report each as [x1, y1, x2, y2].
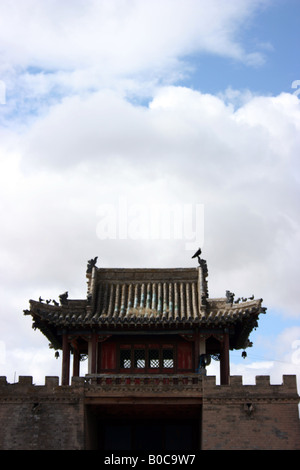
[0, 80, 6, 104]
[291, 339, 300, 365]
[0, 341, 5, 365]
[96, 199, 204, 251]
[292, 80, 300, 97]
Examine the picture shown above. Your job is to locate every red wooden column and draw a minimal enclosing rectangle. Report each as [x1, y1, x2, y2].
[220, 331, 230, 385]
[90, 332, 98, 374]
[73, 346, 80, 378]
[62, 332, 70, 386]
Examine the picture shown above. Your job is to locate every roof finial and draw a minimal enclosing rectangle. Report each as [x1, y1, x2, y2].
[87, 256, 98, 273]
[59, 291, 68, 306]
[226, 290, 235, 304]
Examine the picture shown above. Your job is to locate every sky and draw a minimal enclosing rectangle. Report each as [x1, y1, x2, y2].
[0, 0, 300, 391]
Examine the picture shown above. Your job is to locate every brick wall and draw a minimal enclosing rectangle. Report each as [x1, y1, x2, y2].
[0, 376, 85, 450]
[202, 375, 300, 450]
[0, 374, 299, 450]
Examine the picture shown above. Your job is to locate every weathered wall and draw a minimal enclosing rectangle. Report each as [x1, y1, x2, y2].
[0, 376, 85, 450]
[202, 375, 300, 450]
[0, 374, 299, 450]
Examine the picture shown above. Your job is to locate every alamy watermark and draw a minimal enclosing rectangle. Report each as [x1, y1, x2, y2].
[0, 341, 5, 365]
[291, 339, 300, 365]
[0, 80, 6, 104]
[292, 80, 300, 97]
[96, 199, 204, 251]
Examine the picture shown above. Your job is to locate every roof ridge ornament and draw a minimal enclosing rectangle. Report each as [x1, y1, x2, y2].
[192, 248, 209, 308]
[87, 256, 98, 273]
[59, 291, 68, 306]
[226, 290, 235, 304]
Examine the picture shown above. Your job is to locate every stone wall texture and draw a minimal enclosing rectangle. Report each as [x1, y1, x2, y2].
[0, 376, 85, 450]
[0, 374, 299, 450]
[202, 375, 300, 450]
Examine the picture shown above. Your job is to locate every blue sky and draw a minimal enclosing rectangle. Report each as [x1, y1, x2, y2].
[182, 0, 300, 97]
[0, 0, 299, 387]
[2, 0, 299, 118]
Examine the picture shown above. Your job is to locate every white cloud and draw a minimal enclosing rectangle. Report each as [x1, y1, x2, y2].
[0, 0, 299, 387]
[0, 0, 269, 113]
[1, 120, 299, 384]
[206, 327, 300, 396]
[0, 0, 268, 70]
[231, 327, 300, 395]
[0, 86, 299, 318]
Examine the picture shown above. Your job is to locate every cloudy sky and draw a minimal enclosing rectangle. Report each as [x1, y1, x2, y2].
[0, 0, 300, 388]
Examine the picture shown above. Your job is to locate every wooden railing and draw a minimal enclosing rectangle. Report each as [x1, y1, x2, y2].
[84, 373, 203, 393]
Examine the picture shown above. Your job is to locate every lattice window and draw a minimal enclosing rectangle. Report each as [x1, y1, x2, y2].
[134, 349, 145, 368]
[120, 349, 131, 368]
[148, 349, 159, 368]
[163, 349, 174, 368]
[118, 344, 175, 371]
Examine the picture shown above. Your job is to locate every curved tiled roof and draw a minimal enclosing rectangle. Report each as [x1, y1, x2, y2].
[27, 295, 263, 328]
[25, 263, 266, 350]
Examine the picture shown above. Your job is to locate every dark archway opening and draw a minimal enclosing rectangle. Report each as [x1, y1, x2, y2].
[85, 404, 201, 451]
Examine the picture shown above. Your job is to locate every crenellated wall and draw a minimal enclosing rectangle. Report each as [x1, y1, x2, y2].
[0, 376, 85, 450]
[0, 374, 299, 450]
[202, 375, 300, 450]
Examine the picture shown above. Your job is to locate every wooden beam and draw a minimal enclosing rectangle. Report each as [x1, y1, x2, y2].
[220, 331, 230, 385]
[72, 344, 80, 377]
[91, 332, 98, 374]
[62, 332, 70, 386]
